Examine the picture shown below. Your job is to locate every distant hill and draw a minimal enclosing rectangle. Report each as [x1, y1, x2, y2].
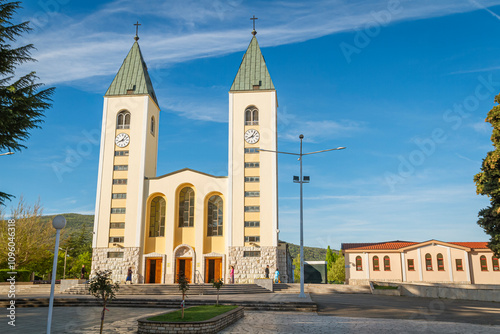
[40, 213, 94, 238]
[287, 243, 338, 261]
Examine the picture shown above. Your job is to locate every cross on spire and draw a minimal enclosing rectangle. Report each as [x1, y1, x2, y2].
[250, 15, 258, 35]
[134, 21, 141, 41]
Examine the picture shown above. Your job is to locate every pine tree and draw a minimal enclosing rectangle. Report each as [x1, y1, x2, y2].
[325, 246, 335, 272]
[0, 1, 55, 205]
[474, 94, 500, 257]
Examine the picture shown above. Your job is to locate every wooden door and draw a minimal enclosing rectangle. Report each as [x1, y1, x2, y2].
[145, 259, 151, 283]
[184, 259, 192, 283]
[155, 259, 162, 283]
[214, 258, 222, 281]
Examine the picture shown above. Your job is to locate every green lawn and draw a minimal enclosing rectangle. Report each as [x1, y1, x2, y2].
[148, 305, 238, 322]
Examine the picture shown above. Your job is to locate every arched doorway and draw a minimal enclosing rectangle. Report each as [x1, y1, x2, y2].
[173, 244, 195, 283]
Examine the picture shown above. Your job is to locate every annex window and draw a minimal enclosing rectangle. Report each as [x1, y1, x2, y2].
[493, 257, 499, 271]
[112, 193, 127, 199]
[117, 110, 131, 129]
[115, 151, 129, 156]
[150, 116, 155, 136]
[425, 253, 433, 271]
[107, 252, 124, 258]
[384, 256, 391, 271]
[244, 236, 260, 243]
[207, 195, 223, 237]
[149, 196, 165, 237]
[111, 208, 126, 214]
[245, 177, 260, 183]
[113, 179, 127, 185]
[245, 162, 260, 168]
[437, 253, 445, 271]
[178, 187, 195, 227]
[114, 165, 128, 171]
[244, 206, 260, 212]
[480, 255, 488, 271]
[407, 259, 415, 271]
[244, 221, 260, 227]
[244, 191, 260, 197]
[110, 222, 125, 229]
[109, 236, 124, 243]
[244, 147, 260, 154]
[244, 251, 261, 257]
[356, 256, 362, 271]
[455, 259, 463, 271]
[245, 106, 259, 125]
[373, 256, 380, 271]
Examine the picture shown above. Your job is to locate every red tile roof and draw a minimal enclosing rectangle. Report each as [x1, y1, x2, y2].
[343, 241, 490, 251]
[449, 242, 489, 249]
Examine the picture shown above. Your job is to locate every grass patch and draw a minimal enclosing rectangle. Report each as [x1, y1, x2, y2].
[148, 305, 238, 322]
[373, 285, 398, 290]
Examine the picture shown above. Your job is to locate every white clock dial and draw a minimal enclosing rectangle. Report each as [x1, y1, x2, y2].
[115, 133, 130, 148]
[245, 129, 260, 144]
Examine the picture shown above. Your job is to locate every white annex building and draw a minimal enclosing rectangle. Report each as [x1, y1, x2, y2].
[91, 29, 292, 284]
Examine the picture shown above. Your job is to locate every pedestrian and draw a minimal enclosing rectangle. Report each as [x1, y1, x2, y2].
[274, 268, 280, 283]
[80, 265, 87, 279]
[265, 265, 270, 278]
[230, 265, 235, 284]
[126, 267, 133, 284]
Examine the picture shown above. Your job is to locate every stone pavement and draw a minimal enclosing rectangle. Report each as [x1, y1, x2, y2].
[1, 307, 499, 334]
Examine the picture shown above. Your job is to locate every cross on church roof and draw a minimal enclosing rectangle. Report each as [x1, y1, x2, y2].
[134, 21, 141, 41]
[250, 15, 258, 35]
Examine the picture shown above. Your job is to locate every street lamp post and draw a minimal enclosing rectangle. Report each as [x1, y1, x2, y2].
[260, 134, 345, 298]
[0, 152, 14, 156]
[47, 215, 66, 334]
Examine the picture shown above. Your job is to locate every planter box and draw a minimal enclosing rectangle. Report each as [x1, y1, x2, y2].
[137, 306, 244, 334]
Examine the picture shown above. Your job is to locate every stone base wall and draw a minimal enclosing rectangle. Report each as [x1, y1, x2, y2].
[277, 243, 292, 283]
[137, 307, 244, 334]
[228, 246, 278, 283]
[91, 247, 141, 283]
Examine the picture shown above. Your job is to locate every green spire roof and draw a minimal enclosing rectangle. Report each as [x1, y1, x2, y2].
[230, 35, 274, 91]
[105, 41, 158, 106]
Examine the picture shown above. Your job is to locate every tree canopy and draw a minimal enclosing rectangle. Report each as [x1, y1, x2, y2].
[0, 0, 55, 205]
[474, 94, 500, 257]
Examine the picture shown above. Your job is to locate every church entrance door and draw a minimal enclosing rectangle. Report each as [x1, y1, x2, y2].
[176, 258, 192, 283]
[145, 258, 162, 283]
[205, 258, 222, 283]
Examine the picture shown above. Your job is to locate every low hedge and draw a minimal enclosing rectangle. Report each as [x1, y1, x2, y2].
[0, 269, 32, 282]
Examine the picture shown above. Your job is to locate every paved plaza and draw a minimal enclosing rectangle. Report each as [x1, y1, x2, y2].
[2, 306, 500, 334]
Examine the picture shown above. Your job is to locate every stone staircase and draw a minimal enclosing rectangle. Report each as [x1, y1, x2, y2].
[273, 283, 371, 294]
[64, 283, 271, 295]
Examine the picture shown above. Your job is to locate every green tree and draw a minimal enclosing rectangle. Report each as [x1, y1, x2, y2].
[62, 225, 92, 258]
[328, 253, 345, 283]
[474, 93, 500, 257]
[211, 278, 224, 306]
[325, 246, 336, 272]
[88, 270, 120, 334]
[293, 254, 300, 283]
[0, 0, 55, 205]
[177, 274, 189, 319]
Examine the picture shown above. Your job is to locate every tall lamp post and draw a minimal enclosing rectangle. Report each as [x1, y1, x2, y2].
[260, 134, 345, 298]
[47, 215, 66, 334]
[0, 152, 14, 156]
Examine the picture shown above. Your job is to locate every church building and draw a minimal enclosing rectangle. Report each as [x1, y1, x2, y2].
[91, 28, 292, 284]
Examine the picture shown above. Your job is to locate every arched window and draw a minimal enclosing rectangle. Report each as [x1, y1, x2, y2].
[149, 197, 165, 237]
[355, 256, 362, 271]
[207, 195, 223, 236]
[245, 106, 259, 125]
[425, 253, 433, 271]
[384, 256, 391, 271]
[373, 256, 380, 271]
[437, 253, 444, 271]
[493, 257, 499, 271]
[178, 187, 195, 227]
[150, 116, 155, 136]
[117, 110, 131, 129]
[480, 255, 488, 271]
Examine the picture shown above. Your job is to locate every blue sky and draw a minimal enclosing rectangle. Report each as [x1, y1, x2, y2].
[2, 0, 500, 249]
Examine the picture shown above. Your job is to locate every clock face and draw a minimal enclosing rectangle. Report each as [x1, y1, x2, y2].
[245, 129, 260, 144]
[115, 133, 130, 148]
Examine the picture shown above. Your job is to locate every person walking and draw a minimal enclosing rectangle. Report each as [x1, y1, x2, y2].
[230, 265, 235, 284]
[126, 267, 133, 284]
[80, 265, 87, 279]
[265, 265, 270, 278]
[274, 268, 280, 283]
